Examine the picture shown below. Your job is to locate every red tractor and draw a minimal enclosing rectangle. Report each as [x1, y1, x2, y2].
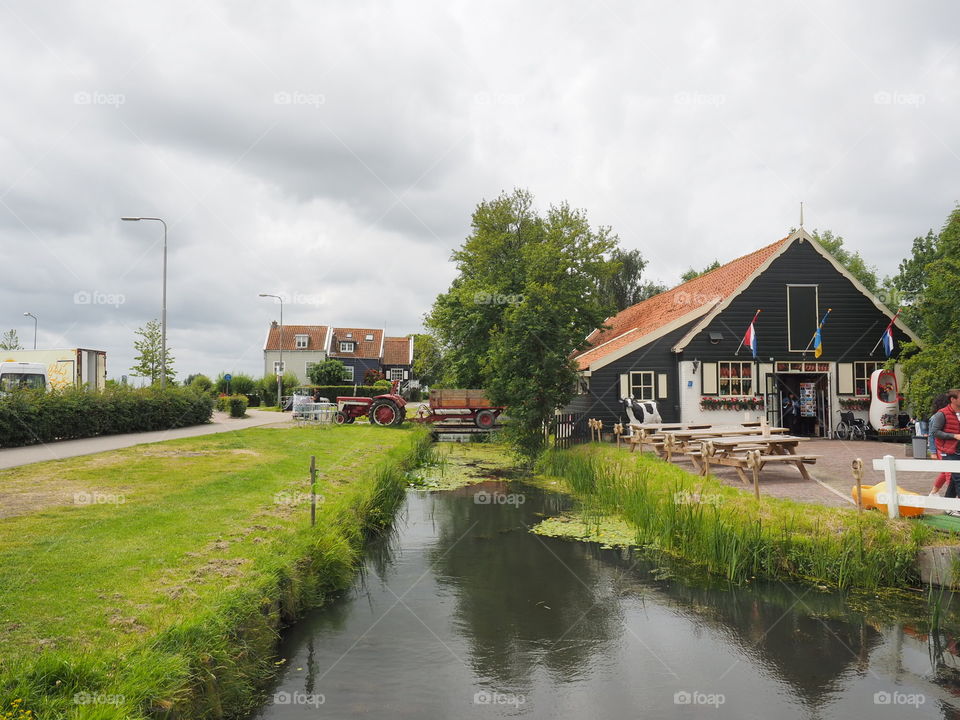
[334, 390, 407, 426]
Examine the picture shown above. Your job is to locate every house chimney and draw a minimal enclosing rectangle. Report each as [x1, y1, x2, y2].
[271, 320, 278, 328]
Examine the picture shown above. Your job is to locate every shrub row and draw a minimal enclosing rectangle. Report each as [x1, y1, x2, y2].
[0, 387, 214, 448]
[298, 385, 392, 399]
[215, 394, 249, 417]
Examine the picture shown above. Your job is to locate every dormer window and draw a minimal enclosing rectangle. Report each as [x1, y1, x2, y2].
[295, 334, 308, 349]
[340, 341, 355, 353]
[365, 333, 374, 341]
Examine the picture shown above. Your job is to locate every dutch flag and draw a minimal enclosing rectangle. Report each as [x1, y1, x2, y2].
[742, 320, 758, 358]
[882, 323, 895, 358]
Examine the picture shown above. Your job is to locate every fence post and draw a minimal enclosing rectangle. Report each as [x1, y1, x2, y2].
[310, 455, 317, 527]
[883, 454, 899, 519]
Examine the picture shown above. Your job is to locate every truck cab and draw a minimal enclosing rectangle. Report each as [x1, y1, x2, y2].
[0, 362, 48, 393]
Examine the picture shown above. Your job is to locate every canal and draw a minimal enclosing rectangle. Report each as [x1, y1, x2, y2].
[250, 480, 960, 719]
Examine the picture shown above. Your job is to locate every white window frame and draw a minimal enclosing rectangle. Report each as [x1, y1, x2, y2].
[717, 361, 755, 397]
[388, 367, 404, 382]
[786, 284, 819, 353]
[295, 334, 308, 349]
[342, 365, 355, 382]
[854, 361, 882, 397]
[273, 360, 285, 375]
[629, 371, 655, 401]
[340, 341, 355, 353]
[365, 333, 374, 341]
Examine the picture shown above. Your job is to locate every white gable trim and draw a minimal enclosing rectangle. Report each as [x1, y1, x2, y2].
[408, 336, 414, 364]
[584, 299, 721, 372]
[671, 234, 795, 353]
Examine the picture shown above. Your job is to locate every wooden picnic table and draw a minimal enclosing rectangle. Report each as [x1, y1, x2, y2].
[626, 423, 713, 454]
[661, 426, 788, 465]
[701, 434, 818, 485]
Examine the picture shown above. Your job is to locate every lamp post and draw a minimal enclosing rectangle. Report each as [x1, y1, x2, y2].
[121, 216, 168, 388]
[23, 312, 37, 349]
[259, 293, 284, 408]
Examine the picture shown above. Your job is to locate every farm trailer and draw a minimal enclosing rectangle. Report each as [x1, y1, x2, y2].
[412, 389, 505, 429]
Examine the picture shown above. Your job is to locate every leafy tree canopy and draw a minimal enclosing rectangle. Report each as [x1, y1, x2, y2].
[130, 319, 175, 385]
[599, 247, 666, 311]
[427, 188, 618, 461]
[0, 330, 21, 351]
[680, 260, 721, 283]
[307, 359, 347, 385]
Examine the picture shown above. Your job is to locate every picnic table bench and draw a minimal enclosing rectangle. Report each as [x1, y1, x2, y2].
[661, 426, 788, 463]
[700, 435, 819, 485]
[627, 422, 712, 454]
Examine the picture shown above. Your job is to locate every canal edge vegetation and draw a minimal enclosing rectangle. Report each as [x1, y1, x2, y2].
[536, 444, 948, 591]
[0, 425, 433, 720]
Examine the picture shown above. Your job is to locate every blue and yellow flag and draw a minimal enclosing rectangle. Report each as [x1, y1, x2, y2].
[811, 309, 831, 358]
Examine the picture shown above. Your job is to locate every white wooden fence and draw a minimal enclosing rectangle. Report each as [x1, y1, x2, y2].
[872, 455, 960, 518]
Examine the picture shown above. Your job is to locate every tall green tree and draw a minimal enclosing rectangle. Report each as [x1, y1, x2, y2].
[427, 189, 618, 461]
[895, 206, 960, 416]
[130, 319, 176, 385]
[0, 330, 21, 351]
[599, 248, 666, 311]
[680, 260, 721, 283]
[887, 229, 939, 334]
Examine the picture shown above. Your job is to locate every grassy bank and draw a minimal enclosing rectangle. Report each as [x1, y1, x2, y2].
[538, 444, 936, 590]
[0, 424, 432, 719]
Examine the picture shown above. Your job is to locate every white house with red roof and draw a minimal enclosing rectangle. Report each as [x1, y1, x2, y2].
[567, 228, 920, 436]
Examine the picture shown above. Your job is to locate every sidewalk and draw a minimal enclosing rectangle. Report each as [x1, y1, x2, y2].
[659, 438, 925, 509]
[0, 409, 291, 470]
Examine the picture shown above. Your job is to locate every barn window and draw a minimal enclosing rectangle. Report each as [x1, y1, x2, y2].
[629, 371, 655, 401]
[854, 361, 882, 396]
[718, 361, 753, 396]
[786, 284, 819, 352]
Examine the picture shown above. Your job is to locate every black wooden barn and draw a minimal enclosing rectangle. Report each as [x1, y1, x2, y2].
[565, 229, 920, 437]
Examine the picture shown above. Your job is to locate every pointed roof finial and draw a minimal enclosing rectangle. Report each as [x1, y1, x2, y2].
[800, 201, 804, 229]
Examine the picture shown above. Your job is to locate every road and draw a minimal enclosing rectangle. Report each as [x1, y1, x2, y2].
[0, 409, 291, 470]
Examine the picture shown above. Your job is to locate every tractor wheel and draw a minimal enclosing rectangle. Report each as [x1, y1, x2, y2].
[346, 416, 356, 424]
[392, 407, 407, 426]
[370, 400, 399, 426]
[334, 411, 348, 425]
[475, 409, 496, 429]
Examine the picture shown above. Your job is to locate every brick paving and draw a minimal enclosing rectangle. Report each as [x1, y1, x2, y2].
[642, 438, 932, 509]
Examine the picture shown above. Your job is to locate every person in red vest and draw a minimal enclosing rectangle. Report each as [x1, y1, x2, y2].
[932, 389, 960, 503]
[930, 392, 952, 495]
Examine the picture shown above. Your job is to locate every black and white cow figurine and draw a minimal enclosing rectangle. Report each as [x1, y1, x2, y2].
[620, 397, 662, 432]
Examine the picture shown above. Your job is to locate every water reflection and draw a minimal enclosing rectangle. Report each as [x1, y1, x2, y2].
[250, 482, 960, 719]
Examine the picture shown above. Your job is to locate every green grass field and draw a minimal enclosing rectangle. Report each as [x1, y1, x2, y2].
[0, 423, 431, 718]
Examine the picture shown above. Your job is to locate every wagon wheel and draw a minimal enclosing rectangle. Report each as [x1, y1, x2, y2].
[369, 400, 399, 426]
[334, 411, 348, 425]
[475, 409, 496, 429]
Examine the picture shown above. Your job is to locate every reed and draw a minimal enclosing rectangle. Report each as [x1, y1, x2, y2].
[538, 445, 934, 590]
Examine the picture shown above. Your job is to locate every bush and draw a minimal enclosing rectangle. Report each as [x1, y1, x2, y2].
[307, 359, 347, 385]
[216, 372, 256, 395]
[188, 374, 214, 394]
[216, 394, 249, 417]
[245, 393, 261, 407]
[372, 379, 392, 391]
[364, 369, 386, 385]
[257, 372, 300, 406]
[300, 385, 391, 399]
[0, 386, 214, 448]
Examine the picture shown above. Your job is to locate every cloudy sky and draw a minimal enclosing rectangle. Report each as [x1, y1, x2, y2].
[2, 0, 957, 381]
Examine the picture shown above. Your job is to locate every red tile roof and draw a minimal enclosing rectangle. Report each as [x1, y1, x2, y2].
[574, 237, 790, 369]
[329, 328, 383, 359]
[382, 336, 412, 366]
[264, 324, 328, 352]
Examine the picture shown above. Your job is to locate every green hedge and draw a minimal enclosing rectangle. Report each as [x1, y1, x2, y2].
[0, 387, 214, 448]
[216, 394, 249, 417]
[299, 385, 392, 399]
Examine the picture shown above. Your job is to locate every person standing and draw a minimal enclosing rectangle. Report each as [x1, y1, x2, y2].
[782, 393, 800, 434]
[932, 389, 960, 501]
[929, 392, 952, 495]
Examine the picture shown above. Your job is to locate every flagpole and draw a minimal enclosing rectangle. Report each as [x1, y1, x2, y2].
[802, 308, 832, 355]
[869, 307, 901, 355]
[735, 309, 762, 356]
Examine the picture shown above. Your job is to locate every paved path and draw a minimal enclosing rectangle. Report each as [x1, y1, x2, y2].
[643, 438, 929, 508]
[0, 409, 291, 470]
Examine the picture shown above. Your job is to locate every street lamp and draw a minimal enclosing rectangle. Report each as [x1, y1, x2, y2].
[121, 217, 168, 388]
[23, 312, 37, 349]
[259, 293, 284, 409]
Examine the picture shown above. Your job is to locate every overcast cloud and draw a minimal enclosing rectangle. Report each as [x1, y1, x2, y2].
[2, 0, 958, 380]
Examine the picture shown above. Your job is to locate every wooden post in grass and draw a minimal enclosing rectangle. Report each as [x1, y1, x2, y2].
[310, 455, 317, 527]
[852, 458, 864, 513]
[614, 422, 623, 448]
[748, 450, 762, 500]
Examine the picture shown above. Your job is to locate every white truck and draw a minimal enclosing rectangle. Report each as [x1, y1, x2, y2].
[0, 349, 106, 391]
[0, 362, 47, 393]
